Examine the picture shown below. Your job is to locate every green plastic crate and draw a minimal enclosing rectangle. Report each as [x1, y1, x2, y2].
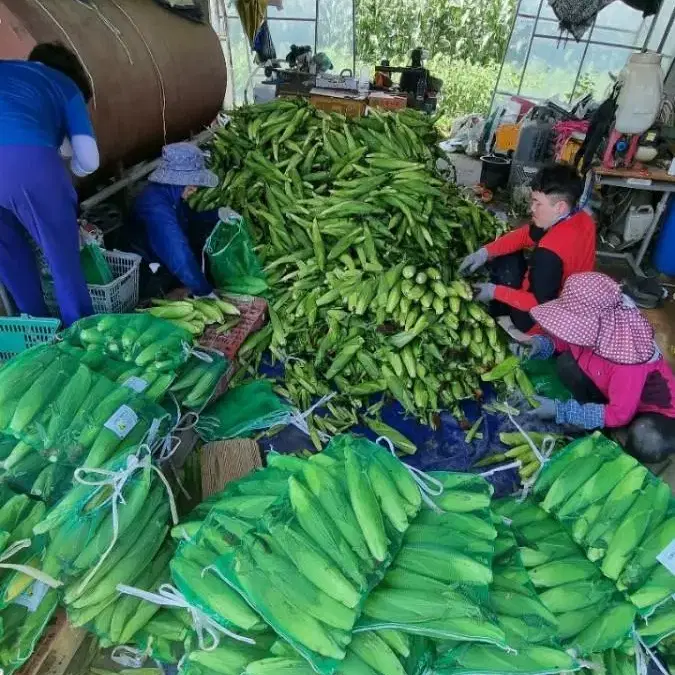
[0, 316, 61, 363]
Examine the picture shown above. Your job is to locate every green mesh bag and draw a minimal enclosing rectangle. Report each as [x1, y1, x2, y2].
[521, 358, 571, 402]
[0, 587, 59, 675]
[195, 379, 292, 441]
[354, 470, 504, 645]
[80, 244, 114, 285]
[171, 434, 423, 675]
[205, 212, 268, 296]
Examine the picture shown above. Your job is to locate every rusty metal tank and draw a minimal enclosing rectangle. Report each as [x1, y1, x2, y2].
[0, 0, 227, 171]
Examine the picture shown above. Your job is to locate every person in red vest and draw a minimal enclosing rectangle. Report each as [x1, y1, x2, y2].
[458, 166, 596, 334]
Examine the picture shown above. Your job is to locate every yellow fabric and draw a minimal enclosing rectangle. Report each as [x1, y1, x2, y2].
[236, 0, 267, 42]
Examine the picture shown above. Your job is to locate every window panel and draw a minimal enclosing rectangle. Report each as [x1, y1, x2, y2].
[573, 45, 635, 101]
[316, 0, 354, 73]
[645, 0, 675, 51]
[267, 19, 316, 60]
[226, 18, 255, 106]
[497, 17, 535, 92]
[518, 0, 541, 16]
[269, 0, 316, 20]
[534, 17, 563, 37]
[519, 37, 585, 101]
[591, 2, 649, 46]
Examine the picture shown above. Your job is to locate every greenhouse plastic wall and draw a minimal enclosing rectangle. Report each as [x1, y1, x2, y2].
[490, 0, 675, 110]
[210, 0, 355, 106]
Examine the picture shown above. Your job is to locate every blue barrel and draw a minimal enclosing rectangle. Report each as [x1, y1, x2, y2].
[653, 195, 675, 276]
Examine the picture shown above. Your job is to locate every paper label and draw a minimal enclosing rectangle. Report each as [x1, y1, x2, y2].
[104, 405, 139, 440]
[122, 376, 149, 393]
[14, 581, 49, 612]
[657, 538, 675, 575]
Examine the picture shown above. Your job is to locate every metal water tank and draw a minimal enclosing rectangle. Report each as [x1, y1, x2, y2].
[0, 0, 227, 171]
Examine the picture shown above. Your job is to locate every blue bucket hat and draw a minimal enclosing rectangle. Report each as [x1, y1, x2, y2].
[148, 143, 219, 188]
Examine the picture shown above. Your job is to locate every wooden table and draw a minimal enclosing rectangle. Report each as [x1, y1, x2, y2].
[594, 165, 675, 276]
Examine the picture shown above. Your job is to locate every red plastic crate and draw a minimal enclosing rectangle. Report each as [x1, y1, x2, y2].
[198, 294, 267, 360]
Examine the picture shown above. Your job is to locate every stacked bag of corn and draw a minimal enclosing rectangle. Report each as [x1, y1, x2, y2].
[0, 344, 172, 503]
[166, 434, 423, 674]
[0, 489, 61, 675]
[431, 522, 582, 675]
[355, 471, 504, 645]
[525, 432, 675, 646]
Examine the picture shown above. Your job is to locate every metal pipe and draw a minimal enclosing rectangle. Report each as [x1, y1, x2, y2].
[487, 0, 524, 112]
[517, 0, 544, 96]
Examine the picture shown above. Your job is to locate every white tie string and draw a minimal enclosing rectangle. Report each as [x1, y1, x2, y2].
[0, 540, 61, 588]
[115, 583, 255, 651]
[375, 436, 444, 512]
[73, 448, 178, 594]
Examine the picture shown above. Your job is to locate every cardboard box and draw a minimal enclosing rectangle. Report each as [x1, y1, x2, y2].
[200, 439, 263, 498]
[309, 90, 367, 118]
[368, 92, 407, 111]
[18, 611, 86, 675]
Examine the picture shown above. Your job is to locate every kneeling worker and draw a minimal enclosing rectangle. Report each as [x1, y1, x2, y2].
[522, 272, 675, 464]
[458, 166, 596, 334]
[131, 143, 220, 297]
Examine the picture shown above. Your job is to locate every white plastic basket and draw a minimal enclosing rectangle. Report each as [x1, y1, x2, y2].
[43, 250, 141, 316]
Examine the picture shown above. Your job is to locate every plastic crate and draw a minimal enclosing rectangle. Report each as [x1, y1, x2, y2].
[43, 250, 141, 316]
[199, 294, 267, 360]
[165, 289, 268, 360]
[0, 315, 61, 363]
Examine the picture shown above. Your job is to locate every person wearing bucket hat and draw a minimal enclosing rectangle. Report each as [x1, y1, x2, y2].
[130, 143, 220, 296]
[458, 165, 595, 334]
[519, 272, 675, 463]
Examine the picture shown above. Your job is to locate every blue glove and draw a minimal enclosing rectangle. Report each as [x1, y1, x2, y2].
[509, 341, 534, 359]
[473, 282, 496, 303]
[458, 247, 489, 276]
[509, 336, 555, 360]
[526, 395, 557, 420]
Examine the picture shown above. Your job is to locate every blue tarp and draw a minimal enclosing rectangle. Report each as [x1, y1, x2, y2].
[256, 354, 569, 498]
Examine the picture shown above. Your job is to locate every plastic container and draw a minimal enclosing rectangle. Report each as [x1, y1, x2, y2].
[615, 53, 663, 135]
[198, 294, 268, 360]
[0, 315, 61, 363]
[43, 250, 141, 316]
[653, 196, 675, 276]
[480, 155, 511, 190]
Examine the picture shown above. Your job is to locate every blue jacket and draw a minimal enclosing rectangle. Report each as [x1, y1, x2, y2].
[131, 183, 218, 296]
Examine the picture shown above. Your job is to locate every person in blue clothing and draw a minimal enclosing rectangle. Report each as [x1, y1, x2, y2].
[0, 43, 99, 325]
[131, 143, 220, 297]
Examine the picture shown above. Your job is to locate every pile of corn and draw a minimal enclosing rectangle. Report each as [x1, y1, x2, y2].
[192, 100, 509, 434]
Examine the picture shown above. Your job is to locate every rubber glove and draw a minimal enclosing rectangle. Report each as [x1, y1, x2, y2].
[458, 247, 488, 276]
[473, 282, 496, 303]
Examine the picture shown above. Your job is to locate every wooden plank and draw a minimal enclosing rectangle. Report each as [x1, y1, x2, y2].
[200, 439, 262, 499]
[17, 611, 86, 675]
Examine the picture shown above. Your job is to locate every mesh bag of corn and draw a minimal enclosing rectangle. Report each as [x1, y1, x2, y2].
[488, 522, 561, 649]
[0, 345, 172, 473]
[355, 471, 505, 646]
[32, 449, 175, 595]
[531, 432, 675, 621]
[494, 496, 637, 656]
[167, 353, 230, 412]
[0, 490, 63, 674]
[179, 633, 277, 675]
[205, 212, 268, 296]
[638, 601, 675, 648]
[72, 541, 174, 647]
[130, 608, 195, 665]
[171, 434, 423, 674]
[195, 379, 293, 441]
[235, 632, 435, 675]
[0, 587, 59, 675]
[60, 313, 193, 380]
